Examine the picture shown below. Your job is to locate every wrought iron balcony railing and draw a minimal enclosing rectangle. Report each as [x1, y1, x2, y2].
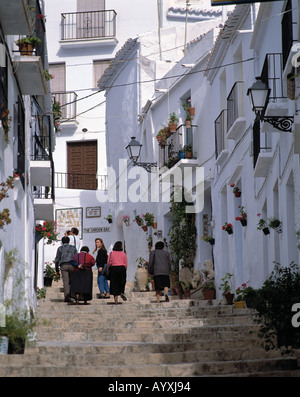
[55, 172, 108, 191]
[61, 10, 117, 41]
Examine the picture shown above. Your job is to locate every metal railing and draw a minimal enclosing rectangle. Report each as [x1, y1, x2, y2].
[261, 53, 286, 101]
[55, 172, 108, 191]
[61, 10, 117, 41]
[214, 109, 227, 159]
[227, 81, 243, 131]
[52, 91, 77, 121]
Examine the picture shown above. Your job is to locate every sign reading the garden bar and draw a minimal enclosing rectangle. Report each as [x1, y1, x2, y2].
[211, 0, 281, 5]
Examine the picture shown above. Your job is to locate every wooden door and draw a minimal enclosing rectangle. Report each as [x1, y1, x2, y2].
[67, 141, 97, 190]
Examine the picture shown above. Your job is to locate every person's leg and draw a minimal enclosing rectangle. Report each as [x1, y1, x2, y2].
[61, 264, 71, 301]
[164, 286, 169, 302]
[156, 290, 160, 303]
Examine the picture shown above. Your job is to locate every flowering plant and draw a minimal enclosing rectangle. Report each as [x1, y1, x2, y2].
[143, 212, 154, 226]
[222, 222, 233, 232]
[44, 69, 54, 81]
[236, 205, 247, 221]
[133, 215, 144, 226]
[230, 183, 240, 193]
[234, 282, 253, 302]
[35, 221, 58, 245]
[122, 215, 130, 222]
[257, 213, 267, 230]
[0, 208, 11, 229]
[136, 257, 148, 269]
[0, 174, 17, 202]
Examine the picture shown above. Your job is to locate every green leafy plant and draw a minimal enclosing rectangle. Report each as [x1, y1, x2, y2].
[268, 217, 281, 229]
[202, 280, 215, 291]
[133, 215, 144, 226]
[168, 188, 197, 271]
[254, 262, 300, 354]
[16, 36, 41, 46]
[35, 221, 58, 245]
[44, 263, 60, 282]
[136, 257, 148, 269]
[219, 272, 234, 294]
[143, 212, 154, 226]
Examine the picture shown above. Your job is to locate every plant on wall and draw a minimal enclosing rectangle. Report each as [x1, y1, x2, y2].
[168, 188, 197, 272]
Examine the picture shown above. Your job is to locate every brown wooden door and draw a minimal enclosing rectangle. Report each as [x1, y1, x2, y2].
[67, 141, 97, 190]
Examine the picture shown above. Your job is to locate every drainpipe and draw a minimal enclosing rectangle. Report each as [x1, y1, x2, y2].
[157, 0, 162, 61]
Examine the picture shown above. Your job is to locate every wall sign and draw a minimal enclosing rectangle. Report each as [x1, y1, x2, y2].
[56, 207, 83, 239]
[86, 206, 101, 218]
[84, 227, 110, 233]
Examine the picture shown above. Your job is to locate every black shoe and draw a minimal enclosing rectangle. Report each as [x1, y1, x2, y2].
[165, 295, 169, 302]
[120, 293, 127, 301]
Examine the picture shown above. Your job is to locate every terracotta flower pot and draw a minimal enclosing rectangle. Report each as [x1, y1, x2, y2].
[188, 107, 195, 116]
[141, 225, 148, 232]
[234, 191, 241, 197]
[203, 289, 215, 300]
[169, 123, 177, 132]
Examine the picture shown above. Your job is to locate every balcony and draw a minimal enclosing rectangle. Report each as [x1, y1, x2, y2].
[0, 0, 34, 36]
[52, 91, 78, 125]
[60, 10, 118, 48]
[14, 55, 47, 95]
[226, 81, 246, 141]
[33, 187, 54, 221]
[214, 109, 228, 165]
[30, 135, 52, 187]
[254, 151, 273, 178]
[159, 124, 197, 170]
[55, 173, 108, 191]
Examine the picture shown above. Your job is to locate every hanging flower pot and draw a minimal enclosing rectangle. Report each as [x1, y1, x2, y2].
[141, 225, 148, 232]
[188, 107, 195, 116]
[263, 227, 270, 235]
[222, 222, 233, 235]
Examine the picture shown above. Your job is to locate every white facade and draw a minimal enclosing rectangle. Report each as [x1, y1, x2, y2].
[0, 0, 55, 308]
[100, 0, 300, 291]
[44, 0, 225, 262]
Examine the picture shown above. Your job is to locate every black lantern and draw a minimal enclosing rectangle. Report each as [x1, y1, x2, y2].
[125, 136, 142, 164]
[247, 77, 294, 132]
[247, 77, 270, 117]
[125, 137, 157, 172]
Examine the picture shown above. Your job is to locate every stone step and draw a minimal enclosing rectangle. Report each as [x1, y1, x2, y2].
[0, 357, 297, 377]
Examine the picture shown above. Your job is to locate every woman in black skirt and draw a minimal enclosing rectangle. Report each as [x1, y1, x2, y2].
[107, 241, 127, 304]
[148, 241, 171, 302]
[70, 246, 96, 304]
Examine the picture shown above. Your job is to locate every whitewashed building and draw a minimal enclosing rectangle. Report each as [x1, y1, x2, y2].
[98, 6, 230, 282]
[99, 0, 300, 292]
[44, 0, 226, 262]
[0, 0, 55, 307]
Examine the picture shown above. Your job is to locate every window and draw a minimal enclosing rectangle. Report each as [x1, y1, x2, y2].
[93, 60, 110, 88]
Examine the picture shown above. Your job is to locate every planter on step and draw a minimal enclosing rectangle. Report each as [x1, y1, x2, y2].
[234, 301, 245, 309]
[203, 289, 215, 300]
[8, 338, 25, 354]
[44, 277, 53, 287]
[135, 267, 148, 291]
[224, 292, 234, 305]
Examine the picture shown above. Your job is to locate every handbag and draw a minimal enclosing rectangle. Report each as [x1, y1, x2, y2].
[103, 254, 111, 280]
[148, 251, 155, 275]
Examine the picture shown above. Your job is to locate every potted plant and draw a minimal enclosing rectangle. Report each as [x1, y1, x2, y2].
[202, 280, 215, 300]
[185, 113, 192, 128]
[168, 112, 178, 132]
[222, 222, 233, 235]
[122, 215, 130, 226]
[201, 235, 215, 245]
[35, 221, 58, 245]
[105, 215, 112, 223]
[219, 272, 234, 305]
[254, 262, 300, 358]
[44, 263, 59, 287]
[257, 214, 270, 235]
[243, 284, 257, 308]
[135, 257, 149, 291]
[143, 212, 155, 227]
[3, 309, 36, 354]
[236, 205, 247, 226]
[183, 144, 192, 159]
[16, 36, 41, 55]
[182, 100, 195, 116]
[181, 281, 192, 299]
[234, 283, 247, 308]
[230, 183, 241, 197]
[268, 217, 282, 233]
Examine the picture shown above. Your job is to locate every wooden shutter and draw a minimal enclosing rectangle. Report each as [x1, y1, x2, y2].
[93, 60, 110, 87]
[49, 63, 65, 93]
[67, 141, 97, 190]
[77, 0, 105, 11]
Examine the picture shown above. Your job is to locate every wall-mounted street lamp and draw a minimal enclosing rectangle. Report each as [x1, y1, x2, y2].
[247, 77, 294, 132]
[125, 137, 157, 173]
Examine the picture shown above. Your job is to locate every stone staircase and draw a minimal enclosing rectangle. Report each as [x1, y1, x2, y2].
[0, 271, 299, 377]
